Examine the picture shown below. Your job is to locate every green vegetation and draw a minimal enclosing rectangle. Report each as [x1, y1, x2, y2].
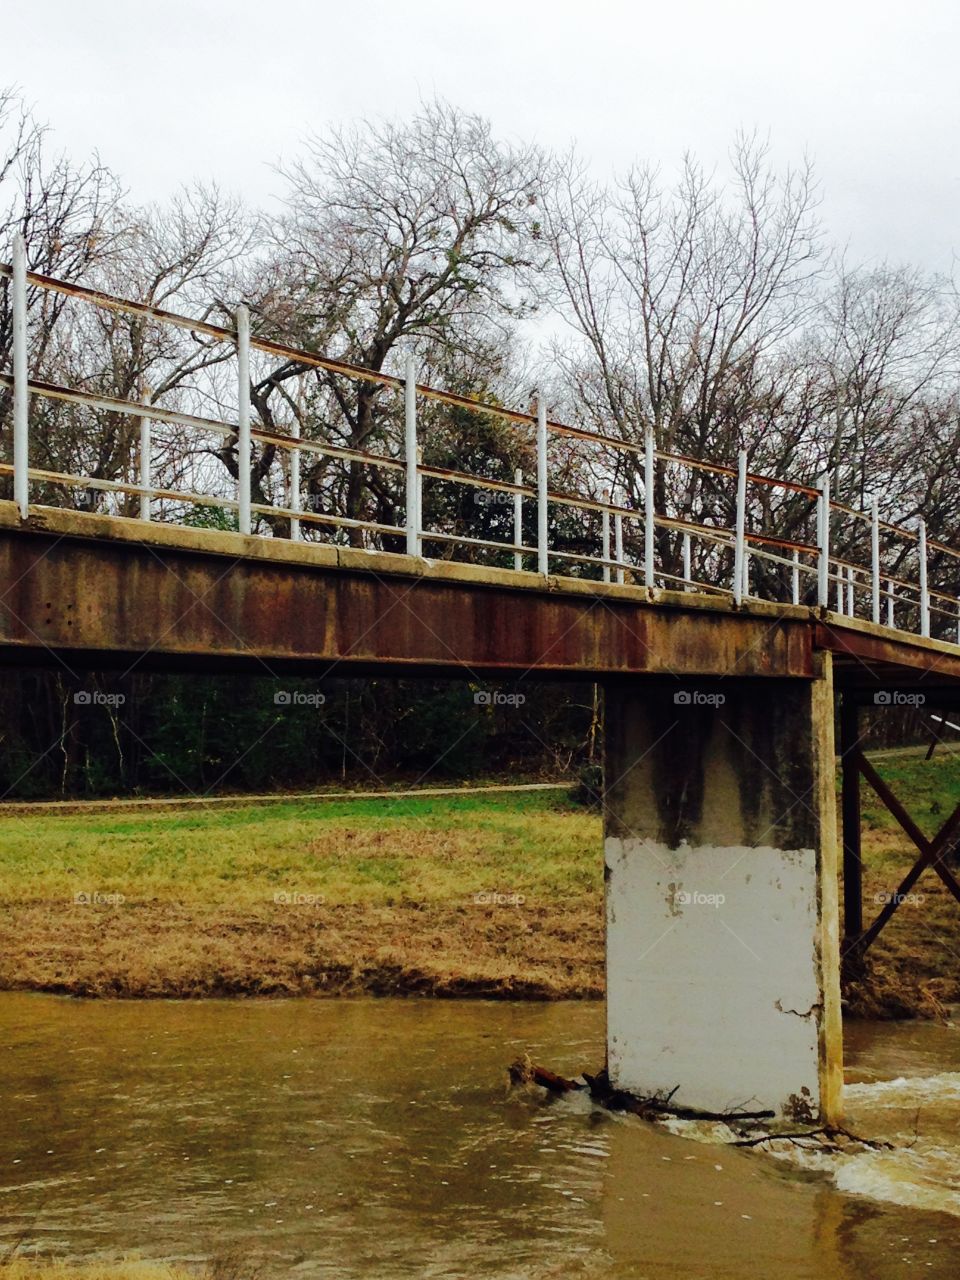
[0, 789, 599, 908]
[0, 788, 604, 1000]
[857, 749, 960, 847]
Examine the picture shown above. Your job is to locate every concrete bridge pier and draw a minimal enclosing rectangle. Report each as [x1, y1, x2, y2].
[603, 659, 843, 1124]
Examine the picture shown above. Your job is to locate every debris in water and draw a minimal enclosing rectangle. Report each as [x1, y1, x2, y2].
[507, 1053, 583, 1093]
[507, 1055, 896, 1153]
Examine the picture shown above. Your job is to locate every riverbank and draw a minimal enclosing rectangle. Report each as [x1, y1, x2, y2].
[0, 789, 603, 1000]
[0, 761, 957, 1013]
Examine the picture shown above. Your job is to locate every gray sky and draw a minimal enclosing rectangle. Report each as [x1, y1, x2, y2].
[9, 0, 959, 273]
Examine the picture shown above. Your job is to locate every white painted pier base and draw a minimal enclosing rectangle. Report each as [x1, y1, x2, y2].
[604, 659, 843, 1124]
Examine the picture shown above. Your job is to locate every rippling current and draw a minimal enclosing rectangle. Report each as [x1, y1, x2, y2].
[1, 995, 960, 1278]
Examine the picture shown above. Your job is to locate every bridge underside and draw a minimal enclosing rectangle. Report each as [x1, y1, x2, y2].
[4, 504, 960, 1124]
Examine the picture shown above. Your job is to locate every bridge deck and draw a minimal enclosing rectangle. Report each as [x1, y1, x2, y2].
[1, 502, 959, 695]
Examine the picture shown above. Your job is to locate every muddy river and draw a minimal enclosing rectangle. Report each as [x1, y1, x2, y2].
[2, 995, 959, 1277]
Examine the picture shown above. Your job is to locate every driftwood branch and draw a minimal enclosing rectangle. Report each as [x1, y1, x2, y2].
[732, 1126, 894, 1153]
[508, 1058, 773, 1122]
[582, 1069, 775, 1122]
[508, 1057, 898, 1155]
[507, 1056, 583, 1093]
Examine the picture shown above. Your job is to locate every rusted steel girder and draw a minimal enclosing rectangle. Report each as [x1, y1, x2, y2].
[815, 619, 960, 688]
[0, 514, 814, 680]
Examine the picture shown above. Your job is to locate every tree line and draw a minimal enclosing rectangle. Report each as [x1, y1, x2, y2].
[0, 93, 954, 796]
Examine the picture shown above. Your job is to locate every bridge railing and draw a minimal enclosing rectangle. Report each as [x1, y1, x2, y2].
[0, 234, 958, 645]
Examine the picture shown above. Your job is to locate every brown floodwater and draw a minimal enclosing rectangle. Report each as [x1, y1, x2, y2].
[1, 993, 960, 1278]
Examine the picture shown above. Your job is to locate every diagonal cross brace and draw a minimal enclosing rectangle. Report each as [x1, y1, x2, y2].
[852, 751, 960, 954]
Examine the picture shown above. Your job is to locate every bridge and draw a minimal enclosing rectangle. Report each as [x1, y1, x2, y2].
[3, 235, 960, 1126]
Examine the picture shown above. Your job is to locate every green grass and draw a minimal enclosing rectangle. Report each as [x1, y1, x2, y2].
[0, 789, 602, 908]
[5, 751, 960, 911]
[854, 747, 960, 857]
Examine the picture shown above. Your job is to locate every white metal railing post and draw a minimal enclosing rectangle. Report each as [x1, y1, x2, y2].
[871, 495, 881, 624]
[405, 356, 419, 556]
[139, 390, 151, 521]
[742, 546, 750, 601]
[887, 578, 895, 628]
[537, 398, 548, 576]
[236, 304, 251, 535]
[733, 448, 747, 606]
[791, 548, 800, 605]
[614, 511, 624, 585]
[817, 473, 830, 608]
[846, 564, 855, 616]
[682, 530, 691, 591]
[602, 489, 611, 583]
[513, 467, 523, 572]
[417, 448, 423, 556]
[12, 233, 29, 518]
[836, 573, 844, 614]
[918, 517, 930, 638]
[644, 425, 655, 589]
[289, 418, 301, 541]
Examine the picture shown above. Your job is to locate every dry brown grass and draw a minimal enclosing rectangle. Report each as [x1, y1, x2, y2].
[0, 1254, 264, 1280]
[0, 898, 604, 999]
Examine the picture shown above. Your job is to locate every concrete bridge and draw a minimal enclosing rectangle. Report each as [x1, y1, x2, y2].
[4, 240, 960, 1126]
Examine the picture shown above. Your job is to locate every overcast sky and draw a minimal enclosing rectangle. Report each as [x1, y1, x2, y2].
[8, 0, 959, 273]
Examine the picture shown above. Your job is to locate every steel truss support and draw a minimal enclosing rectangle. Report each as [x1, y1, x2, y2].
[841, 712, 960, 961]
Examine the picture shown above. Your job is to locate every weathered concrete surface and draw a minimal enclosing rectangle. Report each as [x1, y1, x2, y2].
[0, 504, 813, 679]
[604, 661, 843, 1123]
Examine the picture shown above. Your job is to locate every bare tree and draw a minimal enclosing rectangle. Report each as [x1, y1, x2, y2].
[19, 183, 256, 515]
[0, 88, 123, 466]
[542, 134, 823, 571]
[244, 101, 549, 544]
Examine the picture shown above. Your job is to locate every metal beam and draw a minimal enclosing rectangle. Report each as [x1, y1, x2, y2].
[839, 696, 863, 948]
[0, 518, 816, 680]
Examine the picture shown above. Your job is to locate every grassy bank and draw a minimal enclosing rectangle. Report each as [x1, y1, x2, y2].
[0, 789, 603, 1000]
[0, 754, 957, 1013]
